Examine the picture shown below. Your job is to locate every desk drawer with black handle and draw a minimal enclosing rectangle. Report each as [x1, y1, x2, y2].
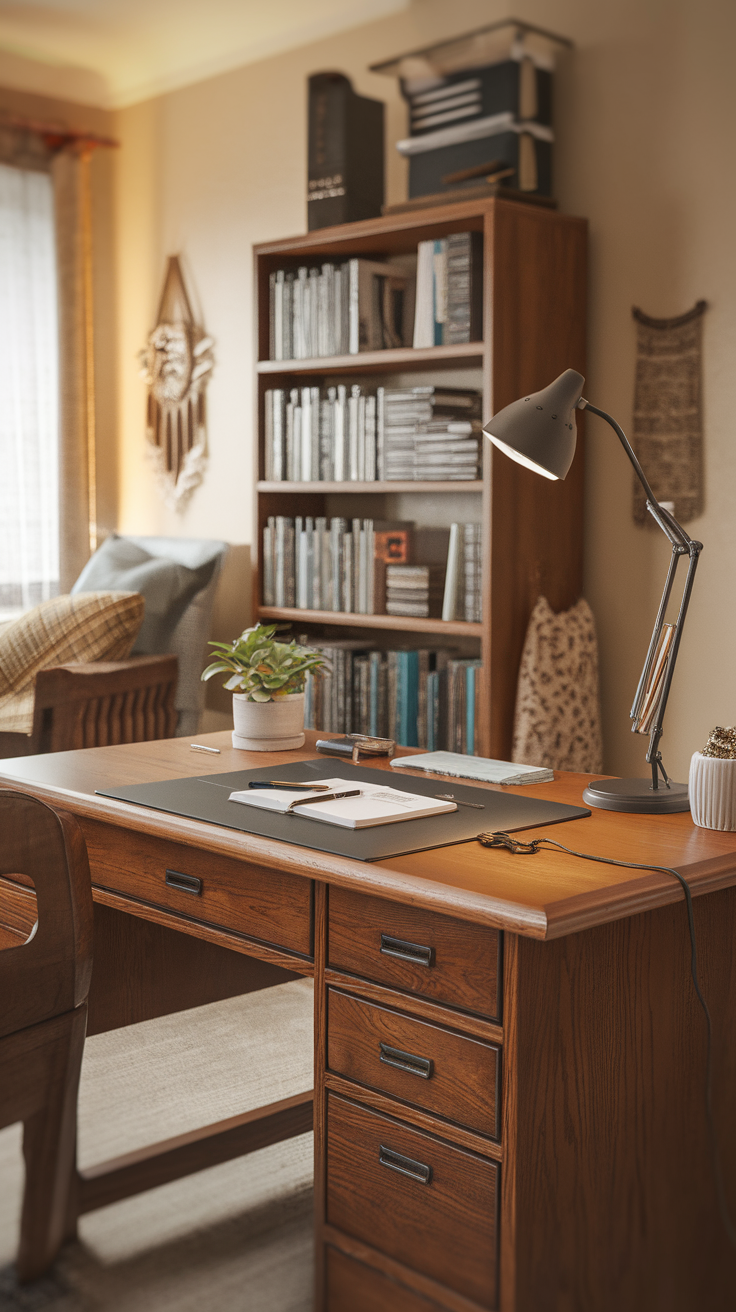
[327, 987, 499, 1139]
[328, 887, 500, 1021]
[82, 820, 312, 957]
[326, 1092, 498, 1309]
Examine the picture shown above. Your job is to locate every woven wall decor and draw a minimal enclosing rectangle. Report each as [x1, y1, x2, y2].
[139, 256, 214, 511]
[631, 299, 706, 526]
[512, 595, 603, 774]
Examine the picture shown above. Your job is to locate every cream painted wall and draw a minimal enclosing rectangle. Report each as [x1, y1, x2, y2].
[112, 0, 736, 778]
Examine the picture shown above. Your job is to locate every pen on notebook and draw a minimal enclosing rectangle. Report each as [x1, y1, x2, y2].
[288, 789, 361, 810]
[248, 781, 331, 791]
[190, 743, 221, 754]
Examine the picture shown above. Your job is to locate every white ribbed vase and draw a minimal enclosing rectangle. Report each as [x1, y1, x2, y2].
[232, 692, 305, 751]
[688, 752, 736, 830]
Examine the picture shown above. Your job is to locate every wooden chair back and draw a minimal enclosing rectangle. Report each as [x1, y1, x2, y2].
[0, 793, 93, 1040]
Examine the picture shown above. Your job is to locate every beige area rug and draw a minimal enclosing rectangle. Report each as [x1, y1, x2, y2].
[0, 980, 315, 1311]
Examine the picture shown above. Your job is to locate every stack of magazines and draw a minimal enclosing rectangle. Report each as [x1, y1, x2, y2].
[382, 385, 482, 481]
[302, 639, 484, 752]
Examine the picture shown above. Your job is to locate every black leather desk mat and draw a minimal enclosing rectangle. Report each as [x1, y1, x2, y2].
[97, 758, 590, 863]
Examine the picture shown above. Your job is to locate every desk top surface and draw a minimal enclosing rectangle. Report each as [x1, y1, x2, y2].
[2, 731, 736, 940]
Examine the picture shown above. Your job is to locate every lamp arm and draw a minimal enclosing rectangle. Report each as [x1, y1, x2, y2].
[579, 399, 693, 549]
[579, 397, 703, 790]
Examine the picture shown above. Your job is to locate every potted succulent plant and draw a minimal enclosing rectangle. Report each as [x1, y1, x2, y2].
[201, 623, 329, 750]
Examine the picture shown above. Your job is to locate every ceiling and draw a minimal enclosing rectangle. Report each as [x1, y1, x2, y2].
[0, 0, 409, 109]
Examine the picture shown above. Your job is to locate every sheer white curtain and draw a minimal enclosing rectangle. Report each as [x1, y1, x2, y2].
[0, 161, 59, 619]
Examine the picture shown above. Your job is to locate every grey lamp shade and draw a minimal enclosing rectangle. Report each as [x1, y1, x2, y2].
[482, 369, 585, 481]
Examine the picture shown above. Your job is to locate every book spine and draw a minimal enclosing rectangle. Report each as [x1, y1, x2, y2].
[376, 386, 385, 480]
[334, 385, 346, 481]
[413, 240, 435, 349]
[348, 386, 360, 481]
[365, 393, 377, 481]
[301, 387, 311, 482]
[273, 270, 284, 361]
[262, 520, 274, 605]
[442, 523, 460, 621]
[264, 389, 273, 481]
[269, 272, 276, 362]
[309, 267, 320, 359]
[348, 258, 359, 355]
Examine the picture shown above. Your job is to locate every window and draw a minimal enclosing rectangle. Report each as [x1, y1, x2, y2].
[0, 160, 59, 619]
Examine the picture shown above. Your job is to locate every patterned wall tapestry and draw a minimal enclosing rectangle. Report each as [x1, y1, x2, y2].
[631, 300, 706, 526]
[139, 256, 214, 511]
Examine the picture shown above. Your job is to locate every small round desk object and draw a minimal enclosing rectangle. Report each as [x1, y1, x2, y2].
[689, 726, 736, 831]
[582, 775, 690, 814]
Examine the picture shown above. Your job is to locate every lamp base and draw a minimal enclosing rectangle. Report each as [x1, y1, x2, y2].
[582, 776, 690, 814]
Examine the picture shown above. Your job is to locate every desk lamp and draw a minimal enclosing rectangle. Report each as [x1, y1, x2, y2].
[483, 369, 703, 813]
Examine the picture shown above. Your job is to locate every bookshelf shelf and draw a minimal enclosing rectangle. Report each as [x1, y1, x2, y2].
[257, 481, 484, 494]
[258, 606, 482, 637]
[257, 342, 484, 377]
[254, 197, 587, 757]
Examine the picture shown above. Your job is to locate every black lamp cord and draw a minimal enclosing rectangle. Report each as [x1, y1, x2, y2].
[479, 831, 736, 1253]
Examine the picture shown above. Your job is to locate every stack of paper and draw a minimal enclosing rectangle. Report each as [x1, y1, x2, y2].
[392, 751, 554, 785]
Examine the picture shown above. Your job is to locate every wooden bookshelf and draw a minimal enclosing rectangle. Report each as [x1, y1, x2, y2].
[259, 606, 483, 638]
[253, 197, 587, 757]
[257, 342, 484, 376]
[257, 481, 484, 495]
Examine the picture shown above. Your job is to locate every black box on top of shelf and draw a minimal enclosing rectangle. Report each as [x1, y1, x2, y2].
[307, 72, 385, 230]
[405, 60, 552, 137]
[405, 127, 552, 200]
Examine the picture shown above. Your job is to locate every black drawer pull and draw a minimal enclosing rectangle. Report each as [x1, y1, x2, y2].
[379, 1145, 432, 1185]
[379, 1042, 433, 1080]
[380, 934, 434, 968]
[165, 869, 202, 896]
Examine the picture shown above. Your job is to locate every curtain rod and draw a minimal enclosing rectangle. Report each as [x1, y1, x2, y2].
[0, 112, 119, 151]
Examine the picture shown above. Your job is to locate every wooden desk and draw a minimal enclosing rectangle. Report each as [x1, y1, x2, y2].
[1, 732, 735, 1311]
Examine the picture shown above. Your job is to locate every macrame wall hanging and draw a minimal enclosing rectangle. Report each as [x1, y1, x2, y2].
[631, 299, 707, 526]
[139, 256, 214, 511]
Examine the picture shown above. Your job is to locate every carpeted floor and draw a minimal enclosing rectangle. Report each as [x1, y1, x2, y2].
[0, 980, 315, 1311]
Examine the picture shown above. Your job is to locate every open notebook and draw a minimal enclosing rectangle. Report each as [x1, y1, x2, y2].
[228, 777, 456, 830]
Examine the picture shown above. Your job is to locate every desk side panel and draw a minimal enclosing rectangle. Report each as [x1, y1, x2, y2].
[506, 888, 736, 1312]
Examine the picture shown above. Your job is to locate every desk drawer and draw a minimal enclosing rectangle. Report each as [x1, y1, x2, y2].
[82, 821, 312, 957]
[328, 988, 499, 1138]
[326, 1093, 497, 1308]
[326, 1247, 442, 1312]
[329, 888, 500, 1020]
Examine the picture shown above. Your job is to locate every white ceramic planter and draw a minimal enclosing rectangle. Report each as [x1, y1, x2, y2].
[688, 752, 736, 830]
[232, 692, 305, 751]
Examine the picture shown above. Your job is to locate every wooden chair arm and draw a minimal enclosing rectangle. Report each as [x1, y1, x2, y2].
[0, 655, 178, 757]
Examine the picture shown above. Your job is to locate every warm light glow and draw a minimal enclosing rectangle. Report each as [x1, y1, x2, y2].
[484, 432, 559, 480]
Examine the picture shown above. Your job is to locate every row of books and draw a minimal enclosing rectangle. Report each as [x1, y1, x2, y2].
[302, 640, 483, 752]
[266, 232, 483, 361]
[268, 258, 407, 360]
[413, 233, 483, 348]
[263, 384, 483, 483]
[262, 517, 483, 622]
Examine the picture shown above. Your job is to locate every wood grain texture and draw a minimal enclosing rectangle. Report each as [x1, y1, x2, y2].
[324, 1072, 502, 1162]
[86, 904, 301, 1035]
[324, 970, 503, 1044]
[506, 888, 736, 1312]
[324, 1227, 491, 1312]
[0, 794, 92, 1282]
[257, 342, 483, 375]
[329, 886, 500, 1019]
[313, 881, 328, 1310]
[81, 816, 313, 955]
[0, 656, 178, 759]
[90, 887, 315, 975]
[77, 1090, 313, 1214]
[326, 1092, 498, 1307]
[258, 606, 483, 637]
[486, 202, 587, 757]
[4, 734, 736, 938]
[327, 988, 499, 1138]
[326, 1244, 452, 1311]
